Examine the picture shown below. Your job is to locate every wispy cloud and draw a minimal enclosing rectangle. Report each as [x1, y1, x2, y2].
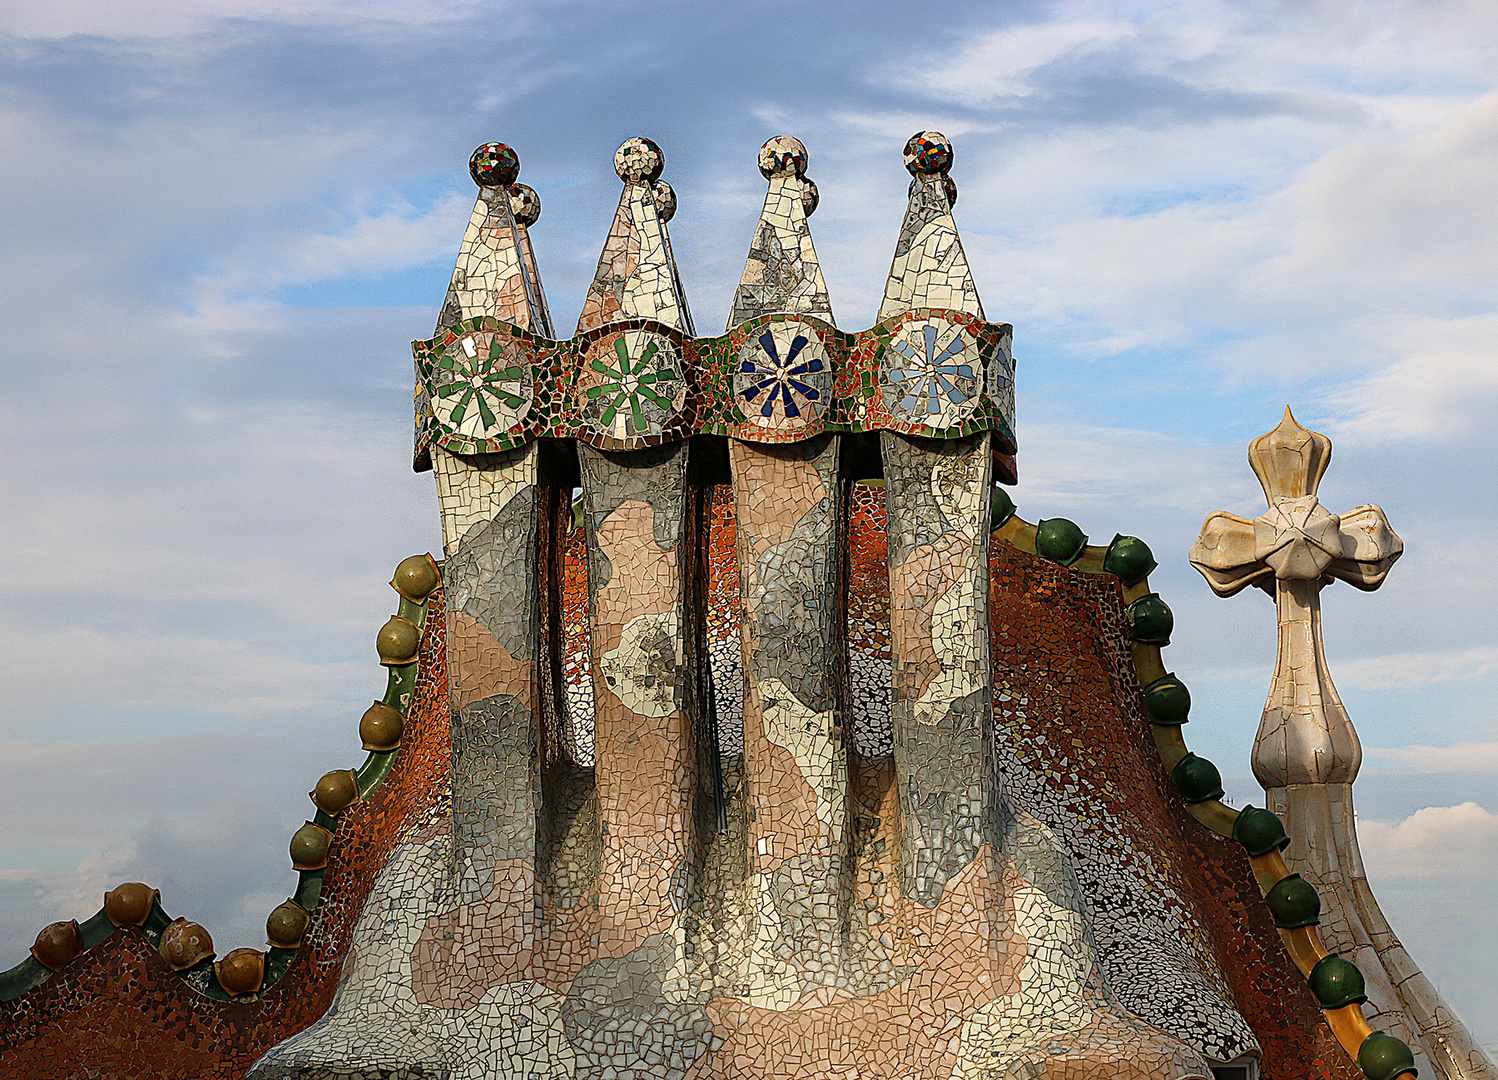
[1337, 647, 1498, 692]
[0, 731, 354, 961]
[1322, 314, 1498, 443]
[196, 192, 472, 304]
[1359, 799, 1498, 1047]
[0, 0, 498, 41]
[1366, 741, 1498, 773]
[905, 19, 1139, 103]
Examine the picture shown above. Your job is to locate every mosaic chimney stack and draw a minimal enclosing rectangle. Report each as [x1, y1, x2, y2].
[570, 136, 699, 986]
[725, 135, 852, 1002]
[5, 132, 1456, 1080]
[254, 130, 1210, 1079]
[251, 142, 570, 1076]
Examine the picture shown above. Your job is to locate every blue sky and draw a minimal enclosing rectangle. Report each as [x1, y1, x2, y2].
[0, 0, 1494, 1050]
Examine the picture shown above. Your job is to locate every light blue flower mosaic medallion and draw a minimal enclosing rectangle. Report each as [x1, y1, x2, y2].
[880, 317, 981, 429]
[987, 332, 1015, 430]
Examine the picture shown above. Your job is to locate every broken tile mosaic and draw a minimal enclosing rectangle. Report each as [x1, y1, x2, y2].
[3, 131, 1462, 1080]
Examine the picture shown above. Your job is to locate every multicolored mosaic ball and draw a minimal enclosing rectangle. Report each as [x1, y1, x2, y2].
[508, 183, 541, 227]
[904, 130, 954, 176]
[652, 180, 677, 223]
[469, 142, 520, 189]
[614, 136, 664, 184]
[800, 176, 820, 217]
[758, 134, 808, 179]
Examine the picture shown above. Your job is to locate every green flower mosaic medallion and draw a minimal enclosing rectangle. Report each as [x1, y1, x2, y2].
[429, 329, 532, 439]
[579, 329, 686, 441]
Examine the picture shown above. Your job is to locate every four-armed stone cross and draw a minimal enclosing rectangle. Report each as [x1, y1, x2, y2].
[1189, 406, 1401, 789]
[1188, 409, 1498, 1080]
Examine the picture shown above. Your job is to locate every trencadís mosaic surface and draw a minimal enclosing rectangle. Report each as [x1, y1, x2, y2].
[1, 130, 1461, 1080]
[412, 307, 1015, 455]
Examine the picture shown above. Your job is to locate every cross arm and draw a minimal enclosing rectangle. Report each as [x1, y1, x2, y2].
[1188, 511, 1270, 597]
[1324, 503, 1402, 591]
[1190, 500, 1402, 598]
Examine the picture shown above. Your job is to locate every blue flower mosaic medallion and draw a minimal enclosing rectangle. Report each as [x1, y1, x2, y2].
[428, 329, 532, 440]
[578, 328, 686, 441]
[987, 332, 1016, 430]
[880, 317, 981, 428]
[734, 320, 831, 430]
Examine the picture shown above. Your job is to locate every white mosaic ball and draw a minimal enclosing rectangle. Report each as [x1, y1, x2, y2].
[653, 180, 677, 223]
[799, 177, 819, 217]
[758, 135, 808, 179]
[614, 136, 665, 184]
[508, 183, 541, 227]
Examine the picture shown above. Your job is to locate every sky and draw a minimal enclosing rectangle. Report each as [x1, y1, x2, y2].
[0, 0, 1494, 1052]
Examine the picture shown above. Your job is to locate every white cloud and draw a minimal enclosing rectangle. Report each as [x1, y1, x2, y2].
[963, 89, 1498, 383]
[1359, 801, 1498, 878]
[1322, 314, 1498, 443]
[1012, 420, 1243, 515]
[1358, 798, 1498, 1044]
[1285, 92, 1498, 289]
[0, 731, 355, 962]
[905, 19, 1137, 103]
[0, 0, 495, 39]
[0, 400, 440, 627]
[196, 192, 472, 305]
[0, 624, 370, 732]
[1366, 741, 1498, 773]
[1336, 647, 1498, 692]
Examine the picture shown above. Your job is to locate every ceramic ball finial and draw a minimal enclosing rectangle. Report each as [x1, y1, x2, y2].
[758, 135, 808, 180]
[799, 177, 820, 217]
[469, 142, 520, 189]
[904, 130, 953, 177]
[652, 180, 677, 223]
[508, 183, 541, 227]
[615, 137, 665, 184]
